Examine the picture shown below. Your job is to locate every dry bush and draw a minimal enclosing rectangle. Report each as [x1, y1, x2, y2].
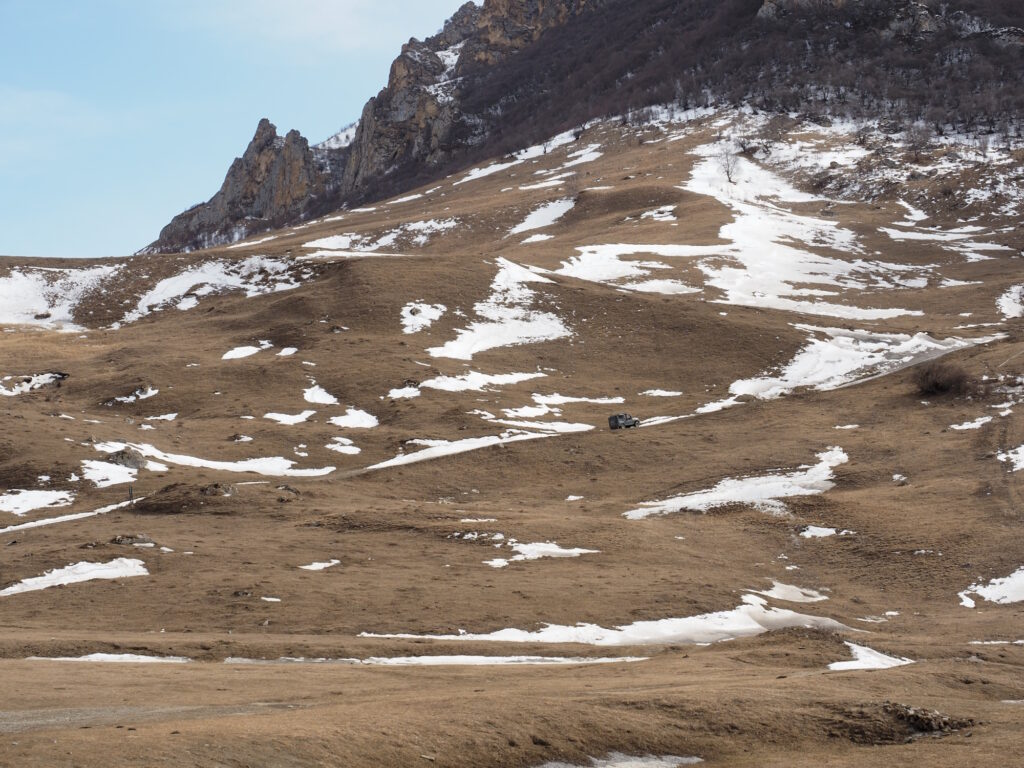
[912, 361, 974, 397]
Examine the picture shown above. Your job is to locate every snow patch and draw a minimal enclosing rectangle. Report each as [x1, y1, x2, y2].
[0, 490, 74, 517]
[625, 447, 848, 519]
[0, 558, 148, 597]
[828, 642, 913, 671]
[361, 593, 848, 646]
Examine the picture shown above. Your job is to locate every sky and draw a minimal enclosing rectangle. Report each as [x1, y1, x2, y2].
[0, 0, 472, 258]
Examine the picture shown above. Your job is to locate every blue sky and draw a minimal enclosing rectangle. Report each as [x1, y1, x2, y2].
[0, 0, 471, 258]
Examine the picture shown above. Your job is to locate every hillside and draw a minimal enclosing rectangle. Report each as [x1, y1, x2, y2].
[2, 107, 1024, 767]
[144, 0, 1024, 254]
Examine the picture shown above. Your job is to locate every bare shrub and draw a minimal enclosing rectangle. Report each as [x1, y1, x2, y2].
[912, 361, 973, 397]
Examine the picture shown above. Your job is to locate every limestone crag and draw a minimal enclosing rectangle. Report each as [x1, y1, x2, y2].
[146, 0, 599, 254]
[146, 119, 349, 253]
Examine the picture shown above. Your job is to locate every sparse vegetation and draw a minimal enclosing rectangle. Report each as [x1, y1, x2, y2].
[912, 361, 975, 397]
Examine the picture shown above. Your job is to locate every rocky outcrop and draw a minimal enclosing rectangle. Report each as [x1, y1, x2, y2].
[146, 119, 349, 253]
[145, 0, 600, 254]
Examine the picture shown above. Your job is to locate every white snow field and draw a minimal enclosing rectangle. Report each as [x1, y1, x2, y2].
[80, 460, 139, 488]
[93, 441, 335, 477]
[0, 490, 74, 516]
[696, 326, 1000, 413]
[362, 593, 848, 646]
[0, 558, 148, 597]
[401, 302, 446, 334]
[28, 654, 189, 664]
[121, 257, 300, 324]
[328, 408, 379, 428]
[223, 655, 645, 667]
[299, 560, 341, 571]
[750, 581, 829, 603]
[0, 500, 138, 535]
[800, 526, 854, 539]
[541, 131, 947, 315]
[484, 541, 601, 569]
[624, 447, 848, 519]
[264, 411, 317, 425]
[427, 258, 570, 360]
[998, 285, 1024, 319]
[303, 383, 339, 405]
[0, 265, 119, 329]
[828, 642, 914, 671]
[509, 198, 576, 235]
[366, 432, 550, 471]
[325, 437, 361, 455]
[959, 567, 1024, 608]
[0, 373, 66, 396]
[997, 445, 1024, 471]
[223, 340, 274, 360]
[454, 130, 577, 186]
[951, 416, 993, 430]
[409, 371, 547, 397]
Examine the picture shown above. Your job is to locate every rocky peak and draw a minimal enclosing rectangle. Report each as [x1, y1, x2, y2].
[145, 119, 348, 253]
[146, 0, 599, 253]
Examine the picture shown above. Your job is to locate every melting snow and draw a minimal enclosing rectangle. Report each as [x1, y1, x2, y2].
[750, 581, 828, 603]
[454, 130, 577, 186]
[326, 437, 360, 455]
[951, 416, 993, 430]
[641, 206, 678, 222]
[80, 460, 138, 488]
[997, 446, 1024, 471]
[328, 408, 378, 429]
[113, 386, 158, 404]
[0, 265, 119, 329]
[265, 410, 317, 425]
[417, 371, 546, 395]
[29, 653, 188, 664]
[94, 441, 335, 477]
[624, 447, 848, 519]
[427, 258, 570, 360]
[362, 593, 848, 646]
[123, 257, 300, 325]
[570, 144, 929, 319]
[401, 302, 446, 334]
[959, 566, 1024, 607]
[0, 558, 148, 597]
[998, 285, 1024, 319]
[0, 500, 137, 535]
[485, 541, 600, 569]
[0, 373, 67, 396]
[539, 755, 701, 768]
[705, 326, 999, 408]
[828, 642, 914, 671]
[800, 526, 853, 539]
[510, 198, 575, 235]
[299, 559, 340, 571]
[367, 432, 548, 470]
[304, 384, 338, 405]
[0, 490, 74, 517]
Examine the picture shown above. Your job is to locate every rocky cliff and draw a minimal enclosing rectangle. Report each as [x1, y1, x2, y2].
[146, 0, 600, 253]
[146, 0, 1024, 253]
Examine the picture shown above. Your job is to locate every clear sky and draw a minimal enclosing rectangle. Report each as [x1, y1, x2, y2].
[0, 0, 472, 258]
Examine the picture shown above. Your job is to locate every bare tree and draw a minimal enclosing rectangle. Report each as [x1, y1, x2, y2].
[717, 141, 738, 184]
[905, 124, 934, 162]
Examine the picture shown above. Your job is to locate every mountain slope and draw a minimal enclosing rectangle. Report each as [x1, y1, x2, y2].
[145, 0, 1024, 254]
[3, 107, 1024, 766]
